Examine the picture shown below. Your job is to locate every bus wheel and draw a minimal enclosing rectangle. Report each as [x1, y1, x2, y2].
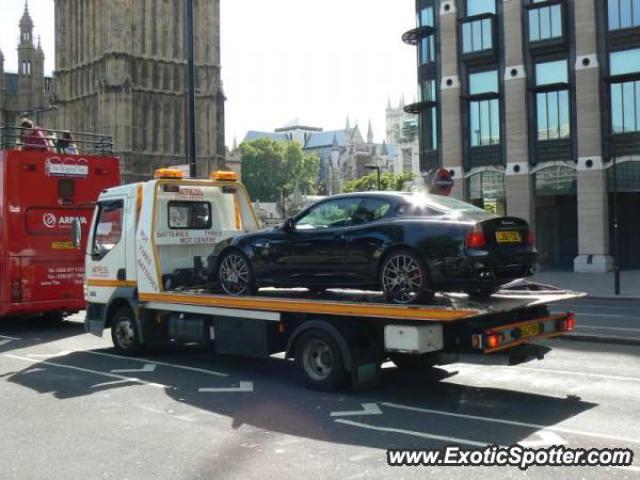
[295, 329, 348, 391]
[110, 307, 143, 356]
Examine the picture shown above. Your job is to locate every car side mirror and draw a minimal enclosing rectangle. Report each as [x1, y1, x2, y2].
[283, 218, 296, 233]
[71, 217, 82, 249]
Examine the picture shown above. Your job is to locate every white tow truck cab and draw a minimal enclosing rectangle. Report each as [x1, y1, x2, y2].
[84, 168, 583, 390]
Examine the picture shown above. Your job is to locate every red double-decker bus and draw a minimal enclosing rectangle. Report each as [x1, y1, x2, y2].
[0, 127, 120, 319]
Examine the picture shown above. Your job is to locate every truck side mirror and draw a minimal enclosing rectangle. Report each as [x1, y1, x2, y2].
[71, 217, 82, 249]
[283, 218, 295, 233]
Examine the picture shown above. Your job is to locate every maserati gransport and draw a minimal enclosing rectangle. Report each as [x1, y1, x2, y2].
[210, 192, 537, 304]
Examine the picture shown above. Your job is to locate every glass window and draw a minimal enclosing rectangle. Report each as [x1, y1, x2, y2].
[419, 35, 436, 64]
[352, 199, 392, 225]
[168, 201, 212, 230]
[93, 200, 124, 254]
[462, 18, 493, 53]
[536, 90, 570, 140]
[470, 98, 500, 146]
[529, 4, 562, 42]
[534, 166, 577, 196]
[418, 6, 434, 27]
[421, 79, 436, 102]
[609, 0, 640, 30]
[419, 108, 438, 152]
[610, 49, 640, 76]
[467, 0, 495, 16]
[296, 198, 361, 230]
[610, 80, 640, 133]
[469, 70, 498, 94]
[536, 60, 568, 85]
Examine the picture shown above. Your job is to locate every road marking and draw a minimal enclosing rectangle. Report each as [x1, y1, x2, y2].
[613, 465, 640, 473]
[380, 402, 640, 445]
[198, 381, 253, 393]
[519, 430, 566, 447]
[85, 350, 228, 377]
[0, 335, 20, 340]
[575, 325, 640, 333]
[0, 340, 13, 347]
[4, 354, 168, 389]
[495, 365, 640, 384]
[111, 364, 157, 374]
[330, 403, 383, 417]
[27, 351, 73, 358]
[335, 419, 487, 447]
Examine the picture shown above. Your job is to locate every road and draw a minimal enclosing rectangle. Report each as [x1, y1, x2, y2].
[0, 316, 639, 480]
[550, 297, 640, 343]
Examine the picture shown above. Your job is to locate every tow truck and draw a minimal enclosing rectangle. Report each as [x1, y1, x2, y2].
[0, 127, 120, 320]
[81, 168, 583, 390]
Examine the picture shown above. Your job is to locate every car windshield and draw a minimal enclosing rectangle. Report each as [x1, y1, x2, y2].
[404, 193, 486, 215]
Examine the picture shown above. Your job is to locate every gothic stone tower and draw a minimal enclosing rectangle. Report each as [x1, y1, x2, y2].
[17, 2, 46, 116]
[51, 0, 225, 182]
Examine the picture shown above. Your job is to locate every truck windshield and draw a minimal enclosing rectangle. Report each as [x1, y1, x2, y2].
[93, 200, 124, 255]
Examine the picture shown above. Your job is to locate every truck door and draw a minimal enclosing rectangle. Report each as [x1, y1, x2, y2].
[85, 198, 128, 305]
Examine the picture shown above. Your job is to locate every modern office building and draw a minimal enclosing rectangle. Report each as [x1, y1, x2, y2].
[403, 0, 640, 272]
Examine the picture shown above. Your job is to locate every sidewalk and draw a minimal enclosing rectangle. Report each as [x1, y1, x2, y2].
[532, 270, 640, 300]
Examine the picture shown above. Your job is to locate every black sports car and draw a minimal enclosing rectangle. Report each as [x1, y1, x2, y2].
[210, 192, 537, 304]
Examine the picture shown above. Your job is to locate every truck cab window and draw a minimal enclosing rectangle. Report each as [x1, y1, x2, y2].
[168, 201, 212, 230]
[93, 200, 124, 256]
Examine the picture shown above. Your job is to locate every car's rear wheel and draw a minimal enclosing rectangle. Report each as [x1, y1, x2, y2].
[380, 250, 434, 305]
[218, 251, 256, 296]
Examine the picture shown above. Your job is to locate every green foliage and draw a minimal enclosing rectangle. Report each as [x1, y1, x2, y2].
[342, 171, 415, 193]
[240, 139, 320, 202]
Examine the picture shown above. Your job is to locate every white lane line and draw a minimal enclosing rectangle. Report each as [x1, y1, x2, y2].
[519, 430, 566, 447]
[27, 351, 73, 358]
[0, 335, 20, 340]
[4, 354, 168, 389]
[198, 381, 253, 393]
[84, 350, 228, 377]
[381, 402, 640, 445]
[331, 403, 383, 417]
[111, 364, 157, 374]
[335, 419, 487, 447]
[575, 325, 640, 333]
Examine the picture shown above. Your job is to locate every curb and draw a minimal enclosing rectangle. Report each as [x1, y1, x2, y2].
[559, 333, 640, 347]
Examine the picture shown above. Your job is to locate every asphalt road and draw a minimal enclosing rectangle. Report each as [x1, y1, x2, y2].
[549, 297, 640, 343]
[1, 316, 639, 480]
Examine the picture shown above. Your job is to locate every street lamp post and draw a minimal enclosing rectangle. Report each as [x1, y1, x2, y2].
[185, 0, 197, 178]
[365, 165, 382, 191]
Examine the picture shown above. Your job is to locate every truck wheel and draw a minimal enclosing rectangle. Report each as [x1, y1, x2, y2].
[380, 250, 434, 305]
[295, 329, 348, 391]
[110, 307, 143, 356]
[218, 251, 257, 296]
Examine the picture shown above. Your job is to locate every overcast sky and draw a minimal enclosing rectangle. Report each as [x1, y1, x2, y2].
[0, 0, 417, 146]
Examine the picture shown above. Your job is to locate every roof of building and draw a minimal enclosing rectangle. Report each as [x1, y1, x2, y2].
[242, 131, 290, 143]
[304, 128, 356, 149]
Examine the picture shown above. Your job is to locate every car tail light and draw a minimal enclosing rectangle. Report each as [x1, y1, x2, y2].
[465, 225, 486, 249]
[557, 312, 576, 332]
[486, 333, 504, 349]
[11, 280, 22, 302]
[526, 229, 535, 246]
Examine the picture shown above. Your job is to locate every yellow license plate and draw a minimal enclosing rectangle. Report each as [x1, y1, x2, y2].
[520, 322, 540, 338]
[495, 231, 521, 243]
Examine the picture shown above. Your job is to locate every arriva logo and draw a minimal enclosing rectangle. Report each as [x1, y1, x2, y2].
[42, 213, 88, 229]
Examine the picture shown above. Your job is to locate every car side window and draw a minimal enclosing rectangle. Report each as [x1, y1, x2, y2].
[396, 203, 444, 217]
[351, 199, 392, 225]
[296, 198, 361, 230]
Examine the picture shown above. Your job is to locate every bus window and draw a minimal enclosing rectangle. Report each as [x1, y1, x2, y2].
[58, 179, 75, 201]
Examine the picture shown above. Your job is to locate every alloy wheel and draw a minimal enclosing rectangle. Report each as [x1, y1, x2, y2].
[220, 254, 252, 296]
[382, 253, 424, 304]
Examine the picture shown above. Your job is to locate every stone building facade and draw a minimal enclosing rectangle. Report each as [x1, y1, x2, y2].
[386, 97, 420, 176]
[0, 3, 52, 130]
[46, 0, 226, 182]
[404, 0, 640, 272]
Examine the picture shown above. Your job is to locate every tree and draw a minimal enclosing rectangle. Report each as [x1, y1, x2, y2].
[342, 171, 415, 193]
[240, 138, 320, 202]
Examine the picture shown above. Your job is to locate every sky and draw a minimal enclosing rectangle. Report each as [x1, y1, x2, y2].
[0, 0, 417, 146]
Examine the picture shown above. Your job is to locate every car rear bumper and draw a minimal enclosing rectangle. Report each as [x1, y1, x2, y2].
[430, 252, 537, 291]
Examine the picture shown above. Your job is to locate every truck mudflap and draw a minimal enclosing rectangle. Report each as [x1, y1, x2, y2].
[471, 312, 576, 354]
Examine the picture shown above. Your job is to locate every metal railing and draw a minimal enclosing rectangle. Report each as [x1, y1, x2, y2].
[1, 126, 113, 156]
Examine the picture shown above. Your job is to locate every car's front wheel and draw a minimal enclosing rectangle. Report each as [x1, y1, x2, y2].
[218, 251, 256, 296]
[380, 250, 434, 305]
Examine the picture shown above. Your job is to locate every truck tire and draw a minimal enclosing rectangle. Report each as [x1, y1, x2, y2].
[110, 306, 143, 356]
[295, 329, 349, 391]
